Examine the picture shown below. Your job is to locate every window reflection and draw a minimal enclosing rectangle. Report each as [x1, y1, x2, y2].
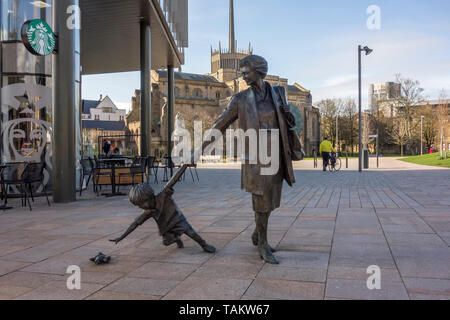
[1, 0, 52, 41]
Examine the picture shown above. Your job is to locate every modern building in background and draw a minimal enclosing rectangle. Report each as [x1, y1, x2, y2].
[369, 82, 401, 117]
[0, 0, 189, 202]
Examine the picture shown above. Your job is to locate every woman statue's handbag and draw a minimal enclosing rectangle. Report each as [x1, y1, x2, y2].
[275, 87, 305, 161]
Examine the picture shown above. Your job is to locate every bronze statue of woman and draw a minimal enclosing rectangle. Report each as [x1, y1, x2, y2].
[198, 55, 302, 264]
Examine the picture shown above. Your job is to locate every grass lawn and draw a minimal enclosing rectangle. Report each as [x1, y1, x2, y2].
[399, 153, 450, 168]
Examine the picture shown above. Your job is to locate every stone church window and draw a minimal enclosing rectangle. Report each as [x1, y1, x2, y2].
[193, 88, 203, 98]
[174, 87, 181, 97]
[216, 91, 221, 99]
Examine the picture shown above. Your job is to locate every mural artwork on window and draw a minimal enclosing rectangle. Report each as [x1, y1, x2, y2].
[1, 83, 52, 191]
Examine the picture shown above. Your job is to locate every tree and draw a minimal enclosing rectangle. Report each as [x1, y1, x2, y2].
[372, 104, 391, 155]
[393, 74, 424, 150]
[318, 99, 340, 146]
[341, 98, 357, 155]
[416, 105, 437, 151]
[436, 90, 449, 158]
[390, 118, 409, 156]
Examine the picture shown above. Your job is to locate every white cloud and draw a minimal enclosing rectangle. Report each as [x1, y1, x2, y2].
[322, 75, 357, 88]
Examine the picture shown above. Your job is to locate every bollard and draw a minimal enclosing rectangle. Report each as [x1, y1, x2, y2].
[313, 150, 318, 168]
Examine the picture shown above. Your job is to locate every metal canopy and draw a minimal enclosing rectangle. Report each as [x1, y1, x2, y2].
[79, 0, 183, 75]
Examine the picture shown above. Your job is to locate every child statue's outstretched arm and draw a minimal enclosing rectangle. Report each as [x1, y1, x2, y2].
[109, 210, 156, 244]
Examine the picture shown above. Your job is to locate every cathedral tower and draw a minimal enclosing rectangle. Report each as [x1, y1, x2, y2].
[211, 0, 252, 83]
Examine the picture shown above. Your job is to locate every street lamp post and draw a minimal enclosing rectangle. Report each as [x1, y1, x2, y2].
[358, 45, 373, 172]
[377, 104, 380, 168]
[421, 115, 424, 155]
[336, 115, 339, 155]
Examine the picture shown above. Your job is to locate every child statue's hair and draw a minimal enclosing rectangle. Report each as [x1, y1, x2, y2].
[129, 183, 156, 208]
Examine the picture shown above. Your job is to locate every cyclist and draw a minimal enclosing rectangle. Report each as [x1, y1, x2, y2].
[319, 136, 334, 171]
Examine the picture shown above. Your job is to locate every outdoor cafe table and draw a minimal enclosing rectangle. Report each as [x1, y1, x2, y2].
[98, 158, 130, 197]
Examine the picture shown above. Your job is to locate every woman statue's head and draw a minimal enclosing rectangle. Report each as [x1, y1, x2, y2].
[239, 55, 268, 86]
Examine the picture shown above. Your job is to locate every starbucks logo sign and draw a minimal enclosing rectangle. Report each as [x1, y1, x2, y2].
[21, 19, 55, 56]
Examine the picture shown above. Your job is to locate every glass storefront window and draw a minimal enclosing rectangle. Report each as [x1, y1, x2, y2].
[1, 0, 52, 41]
[0, 1, 81, 193]
[1, 75, 52, 190]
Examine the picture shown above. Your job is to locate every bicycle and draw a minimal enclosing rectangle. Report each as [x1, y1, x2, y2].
[327, 152, 341, 172]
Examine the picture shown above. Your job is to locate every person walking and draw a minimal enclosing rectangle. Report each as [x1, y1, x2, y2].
[319, 137, 334, 171]
[103, 140, 111, 157]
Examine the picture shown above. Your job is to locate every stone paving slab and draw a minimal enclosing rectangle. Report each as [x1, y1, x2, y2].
[14, 281, 106, 300]
[87, 291, 161, 300]
[325, 278, 409, 300]
[0, 158, 448, 300]
[402, 277, 450, 300]
[257, 265, 327, 283]
[243, 278, 324, 300]
[104, 277, 180, 296]
[162, 276, 252, 300]
[327, 265, 403, 282]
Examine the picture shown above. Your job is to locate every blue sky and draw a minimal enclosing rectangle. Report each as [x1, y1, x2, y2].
[82, 0, 450, 112]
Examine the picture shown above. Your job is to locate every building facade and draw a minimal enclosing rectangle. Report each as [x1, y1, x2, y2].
[0, 0, 189, 202]
[127, 0, 321, 157]
[369, 82, 401, 117]
[81, 95, 126, 156]
[416, 99, 450, 153]
[82, 95, 126, 122]
[126, 71, 231, 157]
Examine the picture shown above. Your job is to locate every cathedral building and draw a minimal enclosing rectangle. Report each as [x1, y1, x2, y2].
[126, 0, 321, 157]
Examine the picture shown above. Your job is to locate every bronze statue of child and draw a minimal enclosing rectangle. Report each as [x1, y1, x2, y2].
[109, 183, 216, 253]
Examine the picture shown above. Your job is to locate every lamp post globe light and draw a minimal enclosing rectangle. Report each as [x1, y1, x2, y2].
[358, 45, 373, 172]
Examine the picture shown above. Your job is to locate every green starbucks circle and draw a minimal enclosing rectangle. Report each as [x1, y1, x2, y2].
[21, 19, 55, 56]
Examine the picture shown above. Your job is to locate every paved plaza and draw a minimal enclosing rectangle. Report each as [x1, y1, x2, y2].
[0, 158, 449, 300]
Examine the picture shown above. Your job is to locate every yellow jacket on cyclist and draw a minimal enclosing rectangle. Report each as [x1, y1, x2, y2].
[319, 139, 334, 154]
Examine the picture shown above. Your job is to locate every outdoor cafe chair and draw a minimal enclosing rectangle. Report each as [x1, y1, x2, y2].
[146, 156, 159, 184]
[79, 158, 94, 196]
[169, 156, 199, 183]
[187, 163, 200, 182]
[161, 156, 175, 182]
[117, 156, 147, 192]
[0, 162, 31, 210]
[21, 162, 51, 209]
[92, 161, 113, 196]
[94, 154, 109, 169]
[93, 155, 100, 167]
